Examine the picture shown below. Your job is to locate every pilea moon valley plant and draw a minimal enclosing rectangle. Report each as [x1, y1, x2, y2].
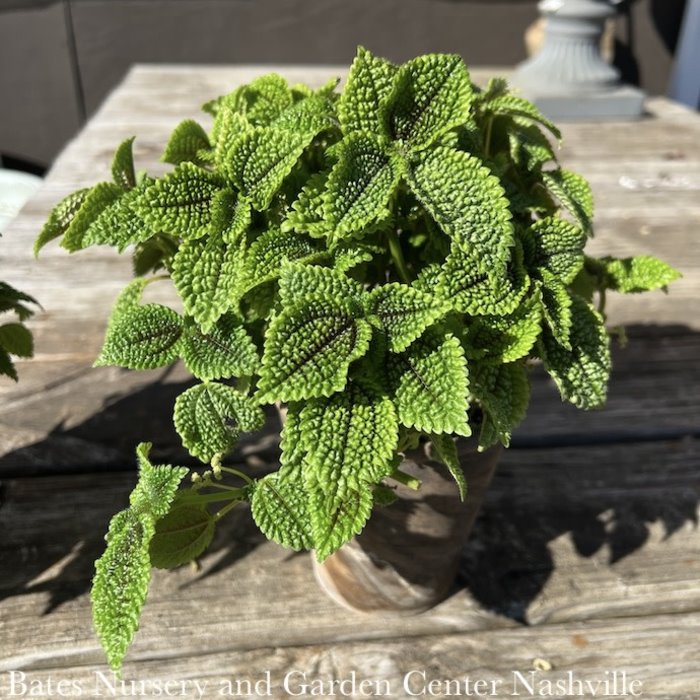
[36, 49, 679, 670]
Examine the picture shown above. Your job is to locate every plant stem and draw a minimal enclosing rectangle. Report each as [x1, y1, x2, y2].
[218, 466, 254, 485]
[178, 490, 243, 505]
[484, 115, 494, 157]
[387, 230, 411, 284]
[215, 499, 242, 521]
[598, 287, 607, 317]
[388, 468, 421, 490]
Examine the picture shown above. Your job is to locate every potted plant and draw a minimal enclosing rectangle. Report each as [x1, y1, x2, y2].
[36, 47, 679, 671]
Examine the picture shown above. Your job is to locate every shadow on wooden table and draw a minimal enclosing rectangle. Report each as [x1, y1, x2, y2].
[1, 325, 698, 624]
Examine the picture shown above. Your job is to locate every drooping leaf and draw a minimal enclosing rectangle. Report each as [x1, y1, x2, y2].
[0, 323, 34, 358]
[323, 132, 403, 236]
[471, 361, 530, 449]
[308, 477, 373, 561]
[150, 505, 216, 569]
[0, 347, 17, 381]
[61, 183, 123, 252]
[365, 282, 449, 352]
[483, 93, 561, 140]
[257, 298, 372, 403]
[509, 121, 557, 172]
[174, 382, 265, 462]
[539, 295, 610, 409]
[225, 126, 315, 211]
[105, 278, 149, 333]
[130, 442, 189, 519]
[161, 119, 211, 166]
[339, 46, 397, 135]
[112, 136, 137, 190]
[382, 53, 473, 151]
[463, 290, 542, 363]
[137, 163, 226, 240]
[95, 303, 183, 369]
[407, 146, 513, 269]
[181, 315, 259, 381]
[250, 470, 314, 551]
[430, 433, 466, 501]
[598, 255, 681, 293]
[538, 270, 573, 350]
[91, 509, 153, 672]
[522, 215, 586, 284]
[385, 328, 471, 436]
[171, 232, 243, 333]
[300, 379, 398, 502]
[542, 169, 594, 233]
[0, 281, 39, 321]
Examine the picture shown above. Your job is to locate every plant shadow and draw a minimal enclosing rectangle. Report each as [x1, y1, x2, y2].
[0, 324, 698, 624]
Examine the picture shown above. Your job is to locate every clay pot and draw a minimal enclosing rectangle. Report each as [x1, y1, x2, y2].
[313, 437, 501, 613]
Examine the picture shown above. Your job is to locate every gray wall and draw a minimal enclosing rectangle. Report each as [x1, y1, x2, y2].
[0, 0, 686, 168]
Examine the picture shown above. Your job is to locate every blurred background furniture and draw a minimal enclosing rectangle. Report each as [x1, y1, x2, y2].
[0, 0, 691, 170]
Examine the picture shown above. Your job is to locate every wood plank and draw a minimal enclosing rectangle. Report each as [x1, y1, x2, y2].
[1, 439, 698, 673]
[2, 613, 699, 699]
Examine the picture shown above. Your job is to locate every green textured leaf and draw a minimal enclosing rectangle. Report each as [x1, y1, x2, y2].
[35, 188, 91, 255]
[279, 403, 305, 475]
[539, 270, 573, 350]
[471, 361, 530, 449]
[273, 93, 336, 135]
[523, 215, 586, 284]
[211, 190, 251, 244]
[542, 169, 594, 233]
[83, 178, 155, 252]
[61, 183, 123, 252]
[339, 46, 397, 135]
[237, 228, 320, 298]
[130, 442, 189, 519]
[174, 382, 265, 462]
[238, 74, 293, 125]
[0, 323, 33, 358]
[258, 298, 372, 403]
[308, 477, 373, 561]
[509, 121, 557, 172]
[161, 119, 211, 166]
[250, 471, 314, 551]
[212, 108, 253, 169]
[278, 263, 366, 307]
[150, 505, 216, 569]
[105, 278, 149, 334]
[225, 126, 315, 211]
[386, 328, 470, 436]
[323, 132, 402, 236]
[407, 147, 513, 269]
[181, 315, 259, 381]
[0, 347, 17, 381]
[539, 295, 610, 409]
[171, 233, 243, 333]
[95, 303, 183, 369]
[137, 163, 226, 240]
[439, 242, 529, 316]
[464, 290, 542, 363]
[382, 53, 473, 151]
[365, 282, 449, 352]
[112, 137, 137, 190]
[132, 235, 177, 276]
[283, 172, 331, 238]
[430, 433, 466, 501]
[484, 93, 561, 140]
[599, 255, 681, 293]
[92, 509, 153, 671]
[300, 380, 398, 502]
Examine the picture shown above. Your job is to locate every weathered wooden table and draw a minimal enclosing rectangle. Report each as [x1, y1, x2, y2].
[1, 66, 699, 699]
